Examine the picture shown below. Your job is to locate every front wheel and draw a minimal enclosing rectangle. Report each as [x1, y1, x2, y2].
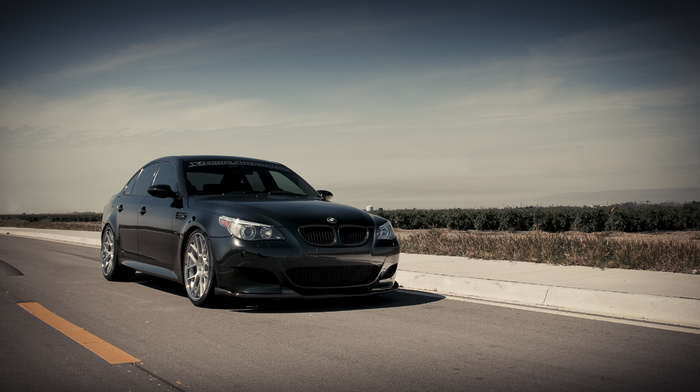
[183, 230, 216, 307]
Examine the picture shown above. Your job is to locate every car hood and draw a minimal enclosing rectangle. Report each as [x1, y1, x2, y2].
[190, 196, 376, 228]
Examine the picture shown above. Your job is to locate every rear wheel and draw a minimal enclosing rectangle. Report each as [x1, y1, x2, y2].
[101, 225, 133, 281]
[184, 230, 216, 307]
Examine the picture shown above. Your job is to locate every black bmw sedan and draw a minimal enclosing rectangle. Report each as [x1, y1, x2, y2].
[100, 156, 400, 306]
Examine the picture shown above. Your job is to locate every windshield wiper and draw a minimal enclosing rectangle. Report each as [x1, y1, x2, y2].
[217, 190, 307, 198]
[267, 190, 305, 197]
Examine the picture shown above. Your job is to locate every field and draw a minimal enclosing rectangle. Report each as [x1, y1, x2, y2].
[396, 229, 699, 274]
[2, 204, 699, 274]
[379, 203, 700, 274]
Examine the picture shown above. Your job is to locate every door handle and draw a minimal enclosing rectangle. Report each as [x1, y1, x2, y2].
[117, 204, 124, 212]
[139, 206, 147, 215]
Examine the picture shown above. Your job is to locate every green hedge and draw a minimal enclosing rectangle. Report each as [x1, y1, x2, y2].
[0, 213, 102, 223]
[374, 202, 700, 233]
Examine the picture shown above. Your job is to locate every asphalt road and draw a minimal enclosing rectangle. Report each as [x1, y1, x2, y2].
[1, 235, 698, 392]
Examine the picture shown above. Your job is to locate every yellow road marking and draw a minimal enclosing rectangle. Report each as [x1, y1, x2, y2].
[17, 302, 139, 364]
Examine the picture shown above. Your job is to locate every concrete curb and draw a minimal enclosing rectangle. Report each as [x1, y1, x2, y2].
[1, 228, 101, 248]
[398, 271, 700, 329]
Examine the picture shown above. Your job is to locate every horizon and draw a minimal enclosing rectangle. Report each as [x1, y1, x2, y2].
[1, 1, 699, 214]
[2, 196, 697, 216]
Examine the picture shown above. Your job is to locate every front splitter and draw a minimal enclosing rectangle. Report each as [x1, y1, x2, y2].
[214, 281, 399, 300]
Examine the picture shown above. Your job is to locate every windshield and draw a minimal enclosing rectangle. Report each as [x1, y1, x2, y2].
[185, 160, 319, 198]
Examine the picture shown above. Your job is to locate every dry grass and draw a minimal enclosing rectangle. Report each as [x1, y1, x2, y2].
[397, 229, 700, 274]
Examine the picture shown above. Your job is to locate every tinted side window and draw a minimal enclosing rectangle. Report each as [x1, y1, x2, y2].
[153, 162, 178, 192]
[132, 163, 160, 196]
[123, 172, 139, 194]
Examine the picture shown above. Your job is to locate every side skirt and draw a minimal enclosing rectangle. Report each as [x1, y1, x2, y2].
[121, 260, 179, 282]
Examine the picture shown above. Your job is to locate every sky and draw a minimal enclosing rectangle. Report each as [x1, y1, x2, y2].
[1, 0, 699, 213]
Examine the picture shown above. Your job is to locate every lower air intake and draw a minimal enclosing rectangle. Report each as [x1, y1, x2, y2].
[286, 265, 380, 287]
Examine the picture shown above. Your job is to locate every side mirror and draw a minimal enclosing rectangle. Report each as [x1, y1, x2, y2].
[317, 190, 333, 201]
[148, 184, 176, 199]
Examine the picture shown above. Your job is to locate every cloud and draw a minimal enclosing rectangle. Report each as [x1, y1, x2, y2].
[17, 9, 411, 92]
[0, 88, 297, 147]
[526, 17, 700, 67]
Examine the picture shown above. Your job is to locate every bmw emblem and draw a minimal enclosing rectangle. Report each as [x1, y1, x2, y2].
[327, 217, 337, 224]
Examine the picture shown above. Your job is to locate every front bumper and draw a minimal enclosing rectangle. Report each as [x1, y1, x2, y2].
[209, 235, 400, 299]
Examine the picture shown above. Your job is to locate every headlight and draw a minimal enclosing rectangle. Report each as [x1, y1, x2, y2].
[219, 216, 285, 241]
[376, 221, 396, 240]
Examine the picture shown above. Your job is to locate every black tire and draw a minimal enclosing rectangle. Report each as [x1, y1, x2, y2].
[183, 230, 217, 307]
[100, 225, 134, 281]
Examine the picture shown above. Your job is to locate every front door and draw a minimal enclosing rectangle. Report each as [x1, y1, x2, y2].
[137, 161, 180, 268]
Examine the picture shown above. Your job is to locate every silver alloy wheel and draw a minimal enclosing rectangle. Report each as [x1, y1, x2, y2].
[184, 231, 211, 301]
[101, 226, 115, 277]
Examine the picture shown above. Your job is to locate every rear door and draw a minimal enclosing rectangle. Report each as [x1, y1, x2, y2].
[117, 164, 158, 259]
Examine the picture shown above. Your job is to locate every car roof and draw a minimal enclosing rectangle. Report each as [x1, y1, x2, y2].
[144, 155, 286, 167]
